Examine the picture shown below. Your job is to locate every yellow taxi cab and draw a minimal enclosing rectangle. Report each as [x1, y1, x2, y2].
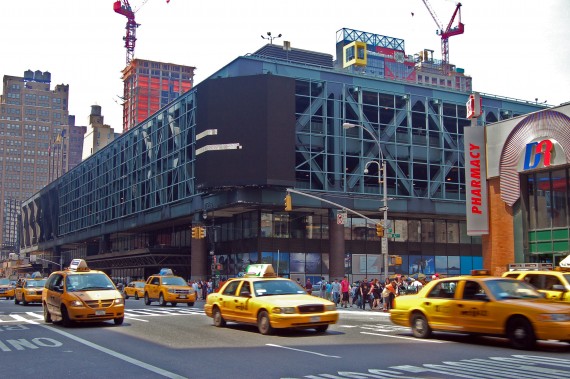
[204, 264, 339, 335]
[14, 273, 47, 305]
[143, 269, 196, 306]
[42, 259, 124, 327]
[0, 278, 15, 299]
[502, 261, 570, 302]
[390, 270, 570, 349]
[124, 280, 145, 300]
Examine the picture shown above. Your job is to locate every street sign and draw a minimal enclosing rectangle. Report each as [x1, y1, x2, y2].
[388, 233, 400, 238]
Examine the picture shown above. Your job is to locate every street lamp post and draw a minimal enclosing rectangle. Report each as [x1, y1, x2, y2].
[343, 122, 389, 282]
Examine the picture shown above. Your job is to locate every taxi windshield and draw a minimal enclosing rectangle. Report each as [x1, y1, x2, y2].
[134, 282, 145, 288]
[253, 279, 306, 297]
[65, 273, 115, 291]
[484, 279, 543, 300]
[0, 278, 10, 285]
[162, 277, 187, 286]
[25, 279, 47, 288]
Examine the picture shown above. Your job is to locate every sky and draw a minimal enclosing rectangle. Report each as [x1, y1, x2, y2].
[1, 0, 569, 129]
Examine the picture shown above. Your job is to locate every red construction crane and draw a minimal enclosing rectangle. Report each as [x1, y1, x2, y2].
[113, 0, 140, 65]
[421, 1, 464, 74]
[113, 0, 170, 65]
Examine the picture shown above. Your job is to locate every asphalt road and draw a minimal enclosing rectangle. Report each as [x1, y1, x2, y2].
[0, 298, 569, 379]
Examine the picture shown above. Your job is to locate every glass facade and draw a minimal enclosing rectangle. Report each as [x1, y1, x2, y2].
[525, 167, 570, 262]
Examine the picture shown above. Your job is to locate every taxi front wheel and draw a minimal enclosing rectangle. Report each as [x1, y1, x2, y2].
[507, 317, 536, 350]
[144, 293, 151, 305]
[61, 307, 72, 327]
[411, 313, 432, 339]
[257, 310, 274, 335]
[114, 317, 124, 325]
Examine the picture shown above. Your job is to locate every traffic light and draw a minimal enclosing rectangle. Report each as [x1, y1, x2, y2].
[389, 255, 403, 265]
[198, 226, 206, 239]
[191, 226, 199, 239]
[376, 223, 384, 237]
[284, 193, 292, 211]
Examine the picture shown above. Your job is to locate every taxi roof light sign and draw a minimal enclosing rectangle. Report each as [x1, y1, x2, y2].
[471, 269, 490, 276]
[159, 268, 174, 276]
[245, 264, 277, 278]
[68, 259, 90, 272]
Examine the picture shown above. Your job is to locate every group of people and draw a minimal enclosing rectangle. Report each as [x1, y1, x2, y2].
[188, 279, 213, 300]
[302, 275, 425, 312]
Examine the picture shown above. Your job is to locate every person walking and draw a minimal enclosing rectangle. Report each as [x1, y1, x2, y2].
[319, 277, 327, 298]
[331, 279, 341, 306]
[340, 276, 350, 308]
[305, 278, 313, 295]
[325, 281, 332, 301]
[359, 278, 370, 310]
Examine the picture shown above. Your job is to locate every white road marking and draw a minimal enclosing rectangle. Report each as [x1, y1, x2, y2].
[124, 316, 149, 322]
[266, 344, 341, 358]
[361, 331, 448, 342]
[37, 323, 187, 379]
[26, 312, 44, 319]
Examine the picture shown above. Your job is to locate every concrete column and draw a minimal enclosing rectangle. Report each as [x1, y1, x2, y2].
[191, 237, 208, 281]
[328, 210, 346, 280]
[483, 177, 515, 276]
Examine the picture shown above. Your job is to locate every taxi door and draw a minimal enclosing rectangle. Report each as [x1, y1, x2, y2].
[147, 277, 161, 299]
[454, 280, 496, 334]
[217, 280, 241, 321]
[423, 280, 459, 330]
[232, 281, 254, 323]
[45, 274, 64, 319]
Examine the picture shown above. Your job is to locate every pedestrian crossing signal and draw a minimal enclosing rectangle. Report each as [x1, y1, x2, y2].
[376, 224, 384, 237]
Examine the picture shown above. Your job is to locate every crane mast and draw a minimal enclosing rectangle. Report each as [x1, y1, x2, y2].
[113, 0, 139, 65]
[421, 1, 464, 74]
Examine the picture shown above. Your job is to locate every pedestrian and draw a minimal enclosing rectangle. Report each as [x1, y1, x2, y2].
[359, 278, 370, 310]
[325, 281, 332, 301]
[331, 279, 341, 306]
[340, 276, 350, 308]
[371, 279, 381, 309]
[319, 276, 327, 298]
[305, 278, 313, 295]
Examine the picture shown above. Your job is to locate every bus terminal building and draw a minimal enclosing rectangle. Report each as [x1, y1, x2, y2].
[18, 29, 551, 283]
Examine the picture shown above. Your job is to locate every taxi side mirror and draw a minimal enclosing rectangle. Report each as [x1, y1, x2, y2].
[551, 284, 566, 292]
[54, 285, 64, 293]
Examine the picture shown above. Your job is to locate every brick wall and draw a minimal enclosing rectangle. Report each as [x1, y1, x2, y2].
[482, 177, 515, 276]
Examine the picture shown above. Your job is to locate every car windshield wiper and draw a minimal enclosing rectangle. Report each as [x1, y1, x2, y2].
[81, 286, 110, 290]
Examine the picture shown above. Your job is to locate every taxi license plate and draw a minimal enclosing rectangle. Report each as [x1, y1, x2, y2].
[95, 310, 106, 316]
[179, 295, 187, 299]
[310, 316, 321, 322]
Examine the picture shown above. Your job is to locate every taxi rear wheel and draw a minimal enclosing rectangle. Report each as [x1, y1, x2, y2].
[14, 296, 19, 305]
[187, 302, 194, 307]
[213, 307, 226, 327]
[134, 293, 139, 300]
[257, 310, 274, 335]
[411, 313, 432, 339]
[314, 325, 329, 333]
[124, 293, 130, 299]
[507, 317, 536, 350]
[22, 295, 28, 306]
[43, 304, 52, 323]
[144, 293, 151, 305]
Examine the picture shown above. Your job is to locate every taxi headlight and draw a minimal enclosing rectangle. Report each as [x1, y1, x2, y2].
[69, 300, 83, 307]
[114, 298, 124, 305]
[537, 313, 570, 322]
[168, 288, 176, 294]
[325, 304, 336, 312]
[272, 307, 296, 314]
